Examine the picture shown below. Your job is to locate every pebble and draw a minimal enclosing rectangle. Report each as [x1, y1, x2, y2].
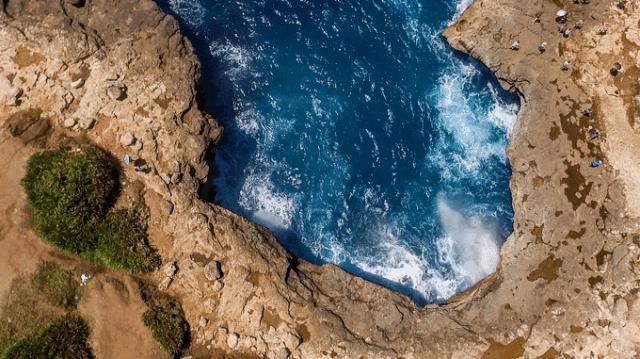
[204, 260, 223, 281]
[161, 200, 174, 215]
[63, 118, 77, 128]
[227, 333, 239, 349]
[120, 132, 136, 147]
[107, 85, 126, 101]
[158, 276, 172, 290]
[78, 117, 95, 130]
[7, 87, 22, 106]
[163, 261, 177, 277]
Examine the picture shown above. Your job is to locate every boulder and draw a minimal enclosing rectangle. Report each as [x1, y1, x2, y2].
[120, 132, 136, 147]
[161, 200, 174, 215]
[63, 118, 77, 128]
[107, 85, 126, 101]
[163, 261, 177, 277]
[204, 261, 223, 281]
[227, 333, 239, 349]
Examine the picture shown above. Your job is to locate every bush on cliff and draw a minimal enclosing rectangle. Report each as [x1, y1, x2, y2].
[22, 145, 157, 272]
[22, 146, 118, 253]
[2, 314, 94, 359]
[140, 284, 190, 357]
[84, 209, 160, 272]
[0, 262, 84, 357]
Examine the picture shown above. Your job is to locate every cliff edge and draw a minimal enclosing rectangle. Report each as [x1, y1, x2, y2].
[0, 0, 639, 358]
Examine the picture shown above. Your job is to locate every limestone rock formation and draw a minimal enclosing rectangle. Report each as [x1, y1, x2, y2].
[0, 0, 639, 357]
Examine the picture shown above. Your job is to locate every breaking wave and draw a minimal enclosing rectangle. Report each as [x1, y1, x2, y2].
[157, 0, 518, 304]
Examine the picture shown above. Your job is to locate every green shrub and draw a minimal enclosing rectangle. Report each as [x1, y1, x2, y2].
[32, 261, 81, 310]
[140, 284, 190, 357]
[84, 210, 159, 272]
[22, 146, 158, 273]
[22, 146, 118, 253]
[2, 314, 93, 359]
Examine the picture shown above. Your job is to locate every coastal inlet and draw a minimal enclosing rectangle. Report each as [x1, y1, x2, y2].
[158, 0, 519, 304]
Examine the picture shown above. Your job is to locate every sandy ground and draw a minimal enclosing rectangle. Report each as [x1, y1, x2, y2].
[0, 126, 166, 358]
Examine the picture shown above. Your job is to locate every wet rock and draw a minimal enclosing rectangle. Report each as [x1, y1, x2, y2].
[107, 85, 126, 101]
[204, 261, 223, 281]
[120, 132, 136, 147]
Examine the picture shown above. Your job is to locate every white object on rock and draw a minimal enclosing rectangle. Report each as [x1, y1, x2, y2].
[71, 78, 85, 89]
[227, 333, 239, 349]
[78, 117, 95, 130]
[120, 132, 136, 147]
[163, 261, 177, 277]
[64, 118, 77, 128]
[80, 273, 91, 286]
[159, 276, 172, 290]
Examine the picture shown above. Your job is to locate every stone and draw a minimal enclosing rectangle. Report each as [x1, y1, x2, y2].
[163, 261, 177, 277]
[7, 87, 22, 106]
[614, 298, 628, 318]
[120, 132, 136, 147]
[78, 117, 95, 130]
[274, 346, 290, 359]
[212, 281, 224, 291]
[158, 276, 172, 290]
[227, 333, 239, 349]
[218, 327, 228, 337]
[612, 245, 629, 267]
[134, 141, 143, 153]
[70, 78, 85, 89]
[107, 85, 126, 100]
[63, 118, 77, 128]
[161, 200, 174, 215]
[198, 317, 208, 327]
[204, 330, 214, 341]
[204, 261, 223, 281]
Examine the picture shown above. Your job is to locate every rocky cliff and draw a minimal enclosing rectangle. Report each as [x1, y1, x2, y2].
[0, 0, 639, 358]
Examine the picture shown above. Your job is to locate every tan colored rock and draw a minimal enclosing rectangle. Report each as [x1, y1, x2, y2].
[2, 0, 640, 357]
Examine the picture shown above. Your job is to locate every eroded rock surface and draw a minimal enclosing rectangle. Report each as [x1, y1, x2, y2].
[1, 0, 640, 357]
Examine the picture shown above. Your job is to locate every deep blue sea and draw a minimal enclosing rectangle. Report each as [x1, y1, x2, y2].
[156, 0, 518, 305]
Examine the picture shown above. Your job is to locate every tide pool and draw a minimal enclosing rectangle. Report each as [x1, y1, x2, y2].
[156, 0, 518, 305]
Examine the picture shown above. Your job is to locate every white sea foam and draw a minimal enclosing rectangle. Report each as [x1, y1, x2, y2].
[168, 0, 206, 28]
[239, 175, 296, 229]
[352, 223, 459, 300]
[435, 196, 500, 285]
[209, 41, 254, 82]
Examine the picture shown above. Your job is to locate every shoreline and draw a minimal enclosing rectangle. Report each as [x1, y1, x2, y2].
[0, 0, 639, 357]
[159, 0, 520, 306]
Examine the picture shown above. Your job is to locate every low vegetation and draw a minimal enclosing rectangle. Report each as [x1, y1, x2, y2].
[22, 145, 158, 272]
[0, 262, 92, 358]
[3, 314, 93, 359]
[140, 283, 190, 357]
